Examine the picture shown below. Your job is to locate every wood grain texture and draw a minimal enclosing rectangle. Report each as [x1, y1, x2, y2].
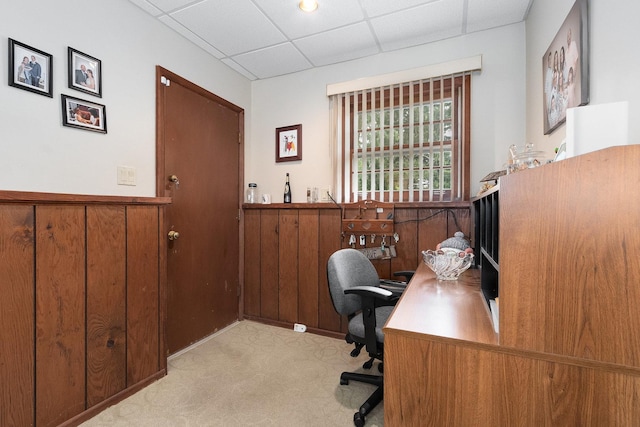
[243, 209, 261, 317]
[35, 205, 86, 426]
[385, 334, 640, 426]
[242, 205, 471, 334]
[0, 205, 35, 427]
[278, 209, 299, 323]
[126, 205, 160, 385]
[317, 208, 343, 332]
[260, 210, 279, 320]
[298, 209, 319, 328]
[500, 146, 640, 366]
[86, 206, 127, 407]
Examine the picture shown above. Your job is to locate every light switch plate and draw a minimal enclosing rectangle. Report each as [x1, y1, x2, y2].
[117, 166, 136, 186]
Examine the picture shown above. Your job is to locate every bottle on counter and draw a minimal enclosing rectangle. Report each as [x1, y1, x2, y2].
[284, 173, 291, 203]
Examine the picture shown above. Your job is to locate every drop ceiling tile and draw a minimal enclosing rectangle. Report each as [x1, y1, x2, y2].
[294, 22, 379, 66]
[158, 15, 225, 58]
[254, 0, 364, 39]
[231, 43, 313, 79]
[466, 0, 531, 33]
[371, 0, 464, 51]
[361, 0, 440, 18]
[129, 0, 164, 17]
[145, 0, 197, 13]
[221, 58, 258, 80]
[169, 0, 286, 56]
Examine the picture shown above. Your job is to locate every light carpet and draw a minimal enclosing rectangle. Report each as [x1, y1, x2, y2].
[80, 320, 384, 426]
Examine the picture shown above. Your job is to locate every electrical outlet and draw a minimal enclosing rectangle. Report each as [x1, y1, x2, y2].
[320, 187, 332, 202]
[293, 323, 307, 333]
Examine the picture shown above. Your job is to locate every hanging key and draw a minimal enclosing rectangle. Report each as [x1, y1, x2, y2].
[359, 235, 366, 246]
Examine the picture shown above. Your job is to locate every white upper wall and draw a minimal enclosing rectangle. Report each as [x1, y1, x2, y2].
[250, 24, 527, 202]
[526, 0, 640, 152]
[0, 0, 251, 197]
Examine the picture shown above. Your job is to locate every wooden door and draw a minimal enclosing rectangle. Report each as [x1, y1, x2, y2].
[157, 67, 242, 354]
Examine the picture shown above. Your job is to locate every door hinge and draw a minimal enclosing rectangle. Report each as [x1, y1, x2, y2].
[238, 132, 241, 144]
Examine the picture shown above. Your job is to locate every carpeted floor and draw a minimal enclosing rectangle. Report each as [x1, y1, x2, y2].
[80, 320, 384, 426]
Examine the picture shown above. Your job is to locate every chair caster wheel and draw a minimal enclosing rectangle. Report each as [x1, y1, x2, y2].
[353, 412, 365, 427]
[340, 378, 349, 385]
[363, 360, 373, 369]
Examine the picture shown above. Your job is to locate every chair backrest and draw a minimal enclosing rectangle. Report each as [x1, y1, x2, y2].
[327, 248, 380, 316]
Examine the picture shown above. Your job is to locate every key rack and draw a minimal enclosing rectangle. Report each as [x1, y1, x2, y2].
[341, 200, 397, 259]
[341, 199, 395, 234]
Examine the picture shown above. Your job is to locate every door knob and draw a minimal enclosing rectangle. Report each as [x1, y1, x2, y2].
[168, 230, 180, 241]
[169, 174, 180, 188]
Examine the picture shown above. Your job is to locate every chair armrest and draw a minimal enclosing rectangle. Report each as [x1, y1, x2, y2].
[379, 280, 406, 296]
[393, 270, 415, 282]
[345, 285, 394, 300]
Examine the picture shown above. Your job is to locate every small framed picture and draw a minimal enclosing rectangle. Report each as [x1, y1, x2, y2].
[61, 94, 107, 134]
[276, 124, 302, 162]
[8, 38, 53, 97]
[68, 47, 102, 97]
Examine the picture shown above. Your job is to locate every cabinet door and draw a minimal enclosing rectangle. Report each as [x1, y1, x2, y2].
[0, 205, 35, 427]
[36, 205, 86, 426]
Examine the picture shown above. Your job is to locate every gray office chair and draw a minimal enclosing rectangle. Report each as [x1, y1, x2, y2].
[327, 248, 402, 427]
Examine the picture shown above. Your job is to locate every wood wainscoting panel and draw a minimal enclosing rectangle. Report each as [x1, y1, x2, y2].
[35, 205, 87, 426]
[278, 209, 299, 323]
[298, 209, 320, 328]
[0, 205, 35, 427]
[126, 205, 161, 384]
[86, 206, 127, 407]
[259, 210, 279, 320]
[243, 209, 261, 317]
[317, 208, 343, 333]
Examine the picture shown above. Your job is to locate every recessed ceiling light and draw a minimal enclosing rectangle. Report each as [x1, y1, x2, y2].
[299, 0, 318, 13]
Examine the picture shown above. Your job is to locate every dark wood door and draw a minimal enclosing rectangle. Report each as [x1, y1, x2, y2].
[157, 67, 242, 354]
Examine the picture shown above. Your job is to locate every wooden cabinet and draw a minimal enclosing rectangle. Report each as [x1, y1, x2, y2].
[0, 192, 169, 427]
[385, 146, 640, 426]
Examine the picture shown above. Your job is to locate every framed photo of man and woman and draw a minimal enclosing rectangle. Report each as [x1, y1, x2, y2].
[542, 0, 589, 134]
[68, 47, 102, 97]
[8, 38, 53, 97]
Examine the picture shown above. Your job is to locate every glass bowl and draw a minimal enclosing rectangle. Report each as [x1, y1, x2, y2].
[422, 249, 474, 280]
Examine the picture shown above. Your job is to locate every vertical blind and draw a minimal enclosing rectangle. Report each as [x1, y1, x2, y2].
[329, 72, 472, 203]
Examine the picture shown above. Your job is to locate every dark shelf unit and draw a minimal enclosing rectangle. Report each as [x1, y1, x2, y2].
[472, 185, 499, 304]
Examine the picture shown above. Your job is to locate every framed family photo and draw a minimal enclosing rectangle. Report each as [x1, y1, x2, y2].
[68, 47, 102, 97]
[61, 94, 107, 134]
[276, 124, 302, 162]
[8, 38, 53, 97]
[542, 0, 589, 134]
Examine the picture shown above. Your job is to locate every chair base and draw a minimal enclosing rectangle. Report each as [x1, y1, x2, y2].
[340, 371, 383, 426]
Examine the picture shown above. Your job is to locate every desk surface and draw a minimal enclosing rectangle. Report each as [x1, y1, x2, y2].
[384, 263, 498, 345]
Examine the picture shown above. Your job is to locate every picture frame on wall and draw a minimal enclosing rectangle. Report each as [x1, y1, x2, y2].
[68, 47, 102, 97]
[276, 124, 302, 162]
[61, 94, 107, 134]
[8, 38, 53, 97]
[542, 0, 589, 135]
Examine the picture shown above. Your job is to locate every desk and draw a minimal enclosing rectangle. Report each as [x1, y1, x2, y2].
[383, 263, 640, 426]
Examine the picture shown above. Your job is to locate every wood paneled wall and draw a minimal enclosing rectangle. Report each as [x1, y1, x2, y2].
[0, 192, 169, 427]
[242, 202, 471, 336]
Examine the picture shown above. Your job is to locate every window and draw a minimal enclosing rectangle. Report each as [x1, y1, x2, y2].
[330, 73, 471, 203]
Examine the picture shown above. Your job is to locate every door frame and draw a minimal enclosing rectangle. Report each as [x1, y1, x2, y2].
[155, 66, 246, 356]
